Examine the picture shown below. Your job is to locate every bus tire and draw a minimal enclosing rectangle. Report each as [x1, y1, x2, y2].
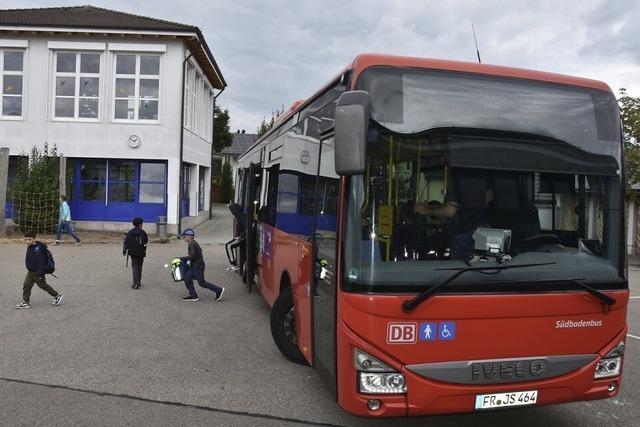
[241, 260, 248, 283]
[270, 287, 308, 365]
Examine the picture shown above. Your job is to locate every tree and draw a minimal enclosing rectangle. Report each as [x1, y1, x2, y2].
[221, 160, 235, 203]
[257, 105, 286, 137]
[213, 104, 233, 153]
[11, 143, 60, 232]
[619, 89, 640, 187]
[211, 157, 223, 185]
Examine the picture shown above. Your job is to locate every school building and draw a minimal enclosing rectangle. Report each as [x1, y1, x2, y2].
[0, 6, 226, 233]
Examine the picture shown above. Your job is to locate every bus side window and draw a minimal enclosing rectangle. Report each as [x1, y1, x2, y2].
[258, 165, 279, 226]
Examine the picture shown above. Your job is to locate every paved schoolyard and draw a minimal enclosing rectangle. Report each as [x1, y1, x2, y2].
[0, 241, 332, 426]
[0, 241, 639, 426]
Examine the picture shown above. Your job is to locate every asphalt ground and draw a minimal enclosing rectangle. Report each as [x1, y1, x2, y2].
[0, 241, 638, 426]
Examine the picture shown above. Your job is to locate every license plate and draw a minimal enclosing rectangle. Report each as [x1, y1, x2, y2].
[475, 390, 538, 410]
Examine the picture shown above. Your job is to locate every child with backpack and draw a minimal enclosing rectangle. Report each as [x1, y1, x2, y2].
[123, 217, 148, 289]
[16, 230, 63, 309]
[179, 228, 224, 302]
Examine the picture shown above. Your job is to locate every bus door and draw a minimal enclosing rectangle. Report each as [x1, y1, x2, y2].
[311, 135, 339, 397]
[256, 165, 279, 296]
[244, 163, 261, 292]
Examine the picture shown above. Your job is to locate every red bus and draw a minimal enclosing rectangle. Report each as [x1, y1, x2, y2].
[233, 54, 628, 417]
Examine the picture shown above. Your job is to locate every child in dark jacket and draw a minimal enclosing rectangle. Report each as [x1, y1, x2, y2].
[123, 217, 148, 289]
[16, 230, 63, 309]
[180, 228, 224, 302]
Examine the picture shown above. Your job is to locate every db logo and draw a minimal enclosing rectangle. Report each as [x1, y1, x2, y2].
[387, 322, 418, 344]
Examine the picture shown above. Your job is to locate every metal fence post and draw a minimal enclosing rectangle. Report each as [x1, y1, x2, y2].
[0, 147, 9, 237]
[59, 155, 66, 197]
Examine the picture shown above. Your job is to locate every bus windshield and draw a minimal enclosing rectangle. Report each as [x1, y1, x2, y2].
[344, 70, 623, 293]
[356, 67, 622, 167]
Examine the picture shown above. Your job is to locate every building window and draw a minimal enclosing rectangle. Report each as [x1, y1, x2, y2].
[184, 63, 193, 129]
[207, 89, 214, 141]
[54, 52, 100, 119]
[200, 80, 207, 137]
[114, 54, 160, 121]
[191, 71, 198, 130]
[139, 162, 165, 203]
[1, 50, 24, 117]
[182, 61, 214, 141]
[109, 160, 136, 202]
[80, 160, 106, 201]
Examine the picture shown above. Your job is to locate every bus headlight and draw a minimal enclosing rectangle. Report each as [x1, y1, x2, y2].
[594, 357, 622, 379]
[359, 372, 407, 394]
[355, 348, 407, 394]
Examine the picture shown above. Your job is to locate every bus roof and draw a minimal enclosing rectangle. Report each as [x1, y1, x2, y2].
[240, 53, 613, 162]
[350, 53, 613, 93]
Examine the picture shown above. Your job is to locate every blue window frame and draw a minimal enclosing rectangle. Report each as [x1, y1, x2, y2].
[69, 158, 166, 222]
[80, 159, 106, 203]
[181, 164, 190, 217]
[4, 155, 23, 219]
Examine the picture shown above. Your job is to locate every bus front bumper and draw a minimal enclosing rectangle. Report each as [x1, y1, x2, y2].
[336, 318, 625, 418]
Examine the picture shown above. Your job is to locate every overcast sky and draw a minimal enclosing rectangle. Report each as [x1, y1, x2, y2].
[4, 0, 640, 133]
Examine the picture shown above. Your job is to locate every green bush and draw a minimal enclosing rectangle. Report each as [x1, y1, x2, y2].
[11, 143, 60, 233]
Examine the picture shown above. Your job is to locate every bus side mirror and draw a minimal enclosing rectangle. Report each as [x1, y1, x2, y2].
[334, 91, 371, 176]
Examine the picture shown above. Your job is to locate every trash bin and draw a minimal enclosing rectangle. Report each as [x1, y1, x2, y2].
[156, 216, 167, 239]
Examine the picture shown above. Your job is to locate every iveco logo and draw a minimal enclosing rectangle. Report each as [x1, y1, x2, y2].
[471, 359, 547, 381]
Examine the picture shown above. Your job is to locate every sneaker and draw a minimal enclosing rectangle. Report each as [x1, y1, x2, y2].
[226, 265, 239, 272]
[182, 295, 199, 302]
[15, 302, 30, 309]
[54, 240, 60, 246]
[52, 294, 63, 306]
[215, 288, 225, 302]
[74, 241, 81, 246]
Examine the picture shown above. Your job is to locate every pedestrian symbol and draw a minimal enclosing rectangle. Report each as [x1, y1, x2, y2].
[419, 322, 437, 342]
[439, 322, 456, 341]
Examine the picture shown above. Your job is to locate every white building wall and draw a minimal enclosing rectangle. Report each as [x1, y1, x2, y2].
[0, 33, 216, 228]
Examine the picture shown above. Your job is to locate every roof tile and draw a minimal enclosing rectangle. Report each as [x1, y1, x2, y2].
[0, 5, 195, 32]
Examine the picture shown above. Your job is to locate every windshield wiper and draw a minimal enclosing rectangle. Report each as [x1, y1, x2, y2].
[552, 279, 616, 308]
[477, 277, 618, 309]
[401, 262, 556, 313]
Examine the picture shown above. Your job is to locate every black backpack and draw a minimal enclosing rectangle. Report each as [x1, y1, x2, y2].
[126, 231, 147, 257]
[35, 241, 55, 274]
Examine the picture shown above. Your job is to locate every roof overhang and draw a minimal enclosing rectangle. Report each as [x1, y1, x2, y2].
[185, 29, 226, 90]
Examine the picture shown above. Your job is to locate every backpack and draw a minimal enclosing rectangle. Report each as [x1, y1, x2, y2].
[127, 231, 147, 257]
[35, 241, 55, 274]
[170, 257, 187, 282]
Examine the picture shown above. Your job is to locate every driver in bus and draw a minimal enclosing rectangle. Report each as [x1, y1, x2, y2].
[414, 178, 493, 260]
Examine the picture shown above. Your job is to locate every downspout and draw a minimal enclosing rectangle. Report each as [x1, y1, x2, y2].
[178, 49, 196, 235]
[210, 86, 226, 220]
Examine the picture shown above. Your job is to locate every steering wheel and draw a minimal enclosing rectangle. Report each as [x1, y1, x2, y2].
[521, 233, 561, 248]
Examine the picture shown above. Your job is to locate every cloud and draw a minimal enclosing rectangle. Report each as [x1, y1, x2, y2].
[3, 0, 640, 131]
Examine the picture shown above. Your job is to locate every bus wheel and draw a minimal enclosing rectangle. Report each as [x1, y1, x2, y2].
[270, 287, 308, 365]
[241, 260, 248, 283]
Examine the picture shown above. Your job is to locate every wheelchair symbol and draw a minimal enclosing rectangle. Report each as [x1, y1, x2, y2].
[441, 325, 451, 338]
[439, 322, 456, 341]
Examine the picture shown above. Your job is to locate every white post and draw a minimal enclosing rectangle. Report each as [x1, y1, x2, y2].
[0, 148, 9, 237]
[59, 156, 66, 198]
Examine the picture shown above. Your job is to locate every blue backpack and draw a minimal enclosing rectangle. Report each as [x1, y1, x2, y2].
[35, 241, 56, 274]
